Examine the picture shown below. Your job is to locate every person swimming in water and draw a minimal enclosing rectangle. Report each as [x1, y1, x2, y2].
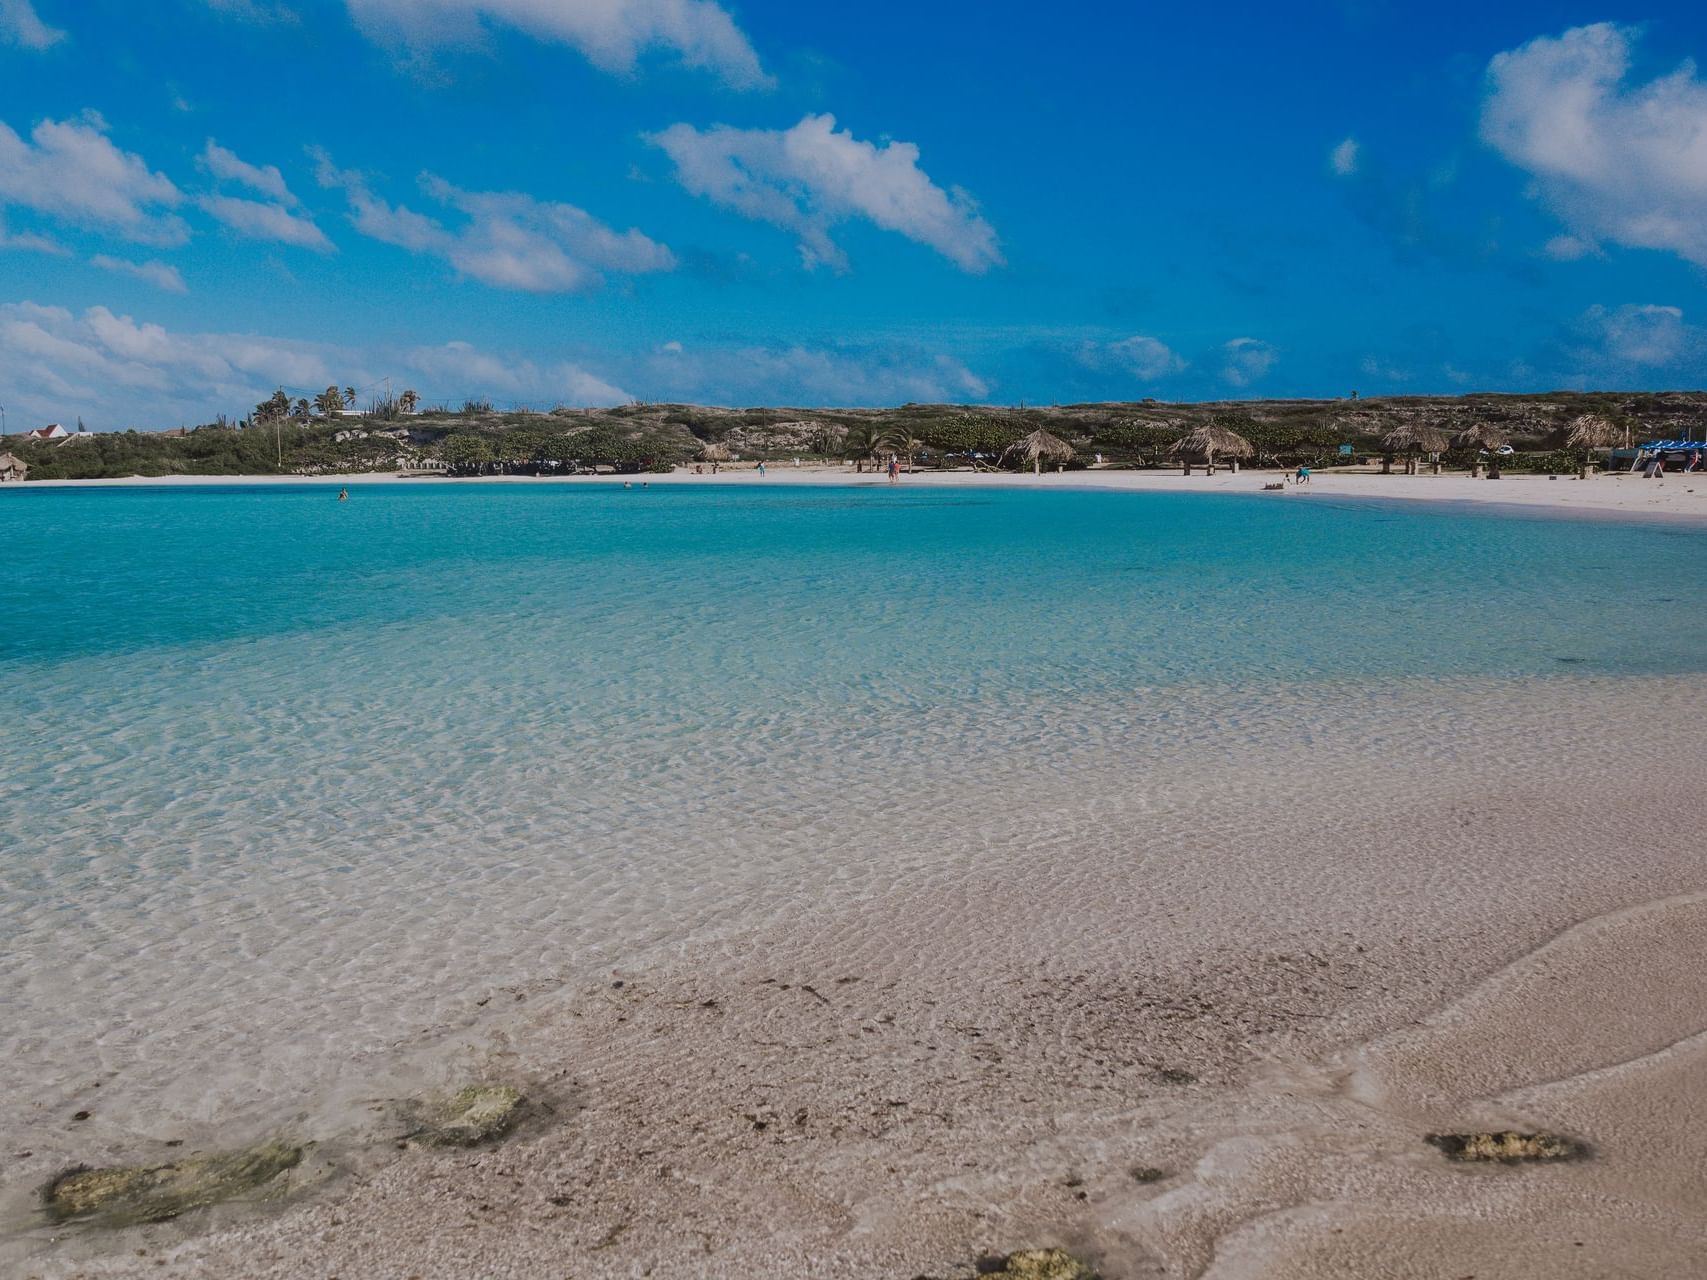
[337, 487, 349, 501]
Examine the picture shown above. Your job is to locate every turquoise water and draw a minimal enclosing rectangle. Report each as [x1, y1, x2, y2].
[2, 483, 1705, 1163]
[5, 483, 1705, 685]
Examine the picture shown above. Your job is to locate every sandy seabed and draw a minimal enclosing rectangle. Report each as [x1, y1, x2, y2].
[8, 473, 1707, 1279]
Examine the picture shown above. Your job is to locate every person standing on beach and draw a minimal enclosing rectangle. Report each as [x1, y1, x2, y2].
[757, 461, 766, 477]
[888, 455, 900, 484]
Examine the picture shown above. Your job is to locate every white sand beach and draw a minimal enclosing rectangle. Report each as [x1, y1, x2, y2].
[19, 463, 1707, 523]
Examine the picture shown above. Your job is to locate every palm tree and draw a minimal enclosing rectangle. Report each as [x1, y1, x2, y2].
[891, 428, 926, 472]
[291, 398, 311, 422]
[343, 386, 358, 408]
[314, 386, 344, 419]
[842, 422, 892, 472]
[398, 389, 419, 415]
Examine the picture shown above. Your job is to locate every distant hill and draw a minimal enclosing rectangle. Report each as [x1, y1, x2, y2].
[4, 391, 1703, 481]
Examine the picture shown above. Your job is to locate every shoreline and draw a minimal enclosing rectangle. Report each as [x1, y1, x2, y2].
[10, 463, 1707, 524]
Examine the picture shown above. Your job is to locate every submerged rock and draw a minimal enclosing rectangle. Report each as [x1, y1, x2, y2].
[41, 1139, 303, 1227]
[410, 1083, 524, 1146]
[978, 1249, 1099, 1280]
[1426, 1131, 1583, 1163]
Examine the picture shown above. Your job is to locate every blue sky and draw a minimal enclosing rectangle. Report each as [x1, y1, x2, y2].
[2, 0, 1706, 427]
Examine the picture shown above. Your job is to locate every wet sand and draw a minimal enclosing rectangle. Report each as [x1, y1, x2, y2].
[15, 676, 1707, 1279]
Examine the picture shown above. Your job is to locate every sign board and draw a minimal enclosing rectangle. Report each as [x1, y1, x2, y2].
[1338, 444, 1353, 457]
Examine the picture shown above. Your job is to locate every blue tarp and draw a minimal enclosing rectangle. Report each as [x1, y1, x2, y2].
[1639, 440, 1705, 451]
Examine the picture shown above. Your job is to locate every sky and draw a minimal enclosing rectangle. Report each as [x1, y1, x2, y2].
[2, 0, 1706, 428]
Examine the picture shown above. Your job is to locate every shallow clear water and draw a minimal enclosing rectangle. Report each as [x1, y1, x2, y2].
[2, 483, 1704, 1157]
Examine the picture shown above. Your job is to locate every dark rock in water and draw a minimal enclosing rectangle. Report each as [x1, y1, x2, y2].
[1426, 1131, 1584, 1163]
[409, 1084, 524, 1146]
[41, 1139, 303, 1227]
[974, 1249, 1099, 1279]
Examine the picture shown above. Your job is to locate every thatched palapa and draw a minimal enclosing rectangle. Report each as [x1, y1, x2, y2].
[1565, 414, 1620, 451]
[1004, 428, 1074, 475]
[695, 441, 732, 462]
[1451, 423, 1508, 451]
[1380, 423, 1449, 474]
[1452, 422, 1509, 477]
[1170, 422, 1253, 474]
[1565, 413, 1621, 476]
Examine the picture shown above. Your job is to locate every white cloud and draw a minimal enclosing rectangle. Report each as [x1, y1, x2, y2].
[1093, 335, 1187, 381]
[0, 115, 186, 245]
[315, 152, 672, 291]
[341, 0, 770, 89]
[647, 340, 990, 405]
[0, 212, 67, 255]
[199, 194, 333, 251]
[1580, 302, 1692, 367]
[201, 0, 299, 23]
[0, 299, 638, 425]
[1220, 337, 1277, 387]
[403, 340, 629, 404]
[201, 140, 295, 205]
[1483, 23, 1707, 267]
[0, 301, 342, 426]
[197, 140, 332, 250]
[1358, 354, 1410, 383]
[649, 113, 1001, 273]
[1330, 137, 1360, 176]
[90, 255, 188, 293]
[0, 0, 64, 49]
[1542, 233, 1596, 261]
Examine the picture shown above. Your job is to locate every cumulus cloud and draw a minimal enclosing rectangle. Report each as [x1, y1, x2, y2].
[0, 115, 186, 245]
[1220, 337, 1277, 387]
[196, 140, 332, 250]
[0, 212, 67, 255]
[403, 340, 629, 404]
[1577, 303, 1693, 368]
[648, 113, 1001, 273]
[201, 140, 295, 205]
[0, 0, 64, 49]
[646, 339, 990, 405]
[315, 151, 673, 291]
[1330, 137, 1359, 175]
[0, 301, 341, 426]
[199, 193, 333, 251]
[1483, 23, 1707, 266]
[341, 0, 770, 89]
[0, 300, 637, 426]
[90, 255, 188, 293]
[1085, 335, 1188, 381]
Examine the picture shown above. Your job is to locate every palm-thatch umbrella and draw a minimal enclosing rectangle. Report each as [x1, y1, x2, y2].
[1565, 414, 1620, 475]
[1380, 423, 1450, 475]
[1004, 428, 1074, 475]
[1170, 422, 1254, 475]
[1452, 423, 1509, 477]
[696, 440, 731, 472]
